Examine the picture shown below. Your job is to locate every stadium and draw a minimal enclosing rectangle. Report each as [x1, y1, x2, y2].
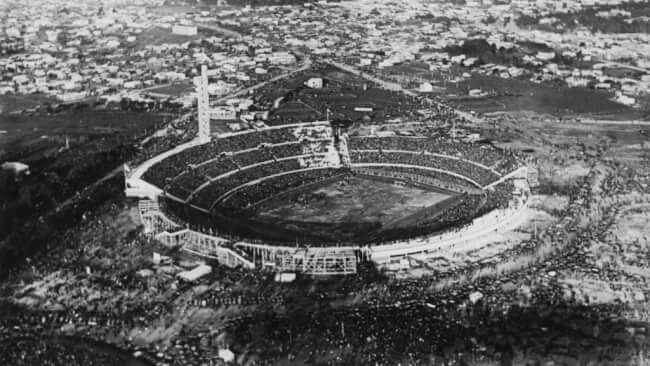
[125, 64, 532, 276]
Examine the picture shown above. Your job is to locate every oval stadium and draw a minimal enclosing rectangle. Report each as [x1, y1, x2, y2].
[125, 65, 531, 276]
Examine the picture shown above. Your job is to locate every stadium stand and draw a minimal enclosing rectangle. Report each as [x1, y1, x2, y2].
[136, 124, 523, 251]
[349, 150, 500, 187]
[348, 136, 519, 174]
[221, 168, 346, 209]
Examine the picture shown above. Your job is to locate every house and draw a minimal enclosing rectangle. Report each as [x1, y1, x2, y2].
[536, 51, 555, 61]
[268, 52, 296, 65]
[177, 264, 212, 282]
[207, 80, 235, 96]
[359, 58, 372, 66]
[469, 89, 487, 97]
[612, 91, 635, 106]
[58, 91, 87, 102]
[1, 161, 30, 175]
[123, 80, 142, 89]
[172, 25, 198, 36]
[305, 77, 323, 89]
[218, 349, 235, 363]
[211, 106, 237, 120]
[274, 272, 296, 282]
[419, 82, 433, 93]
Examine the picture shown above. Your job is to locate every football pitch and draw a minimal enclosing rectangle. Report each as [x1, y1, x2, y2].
[250, 176, 455, 243]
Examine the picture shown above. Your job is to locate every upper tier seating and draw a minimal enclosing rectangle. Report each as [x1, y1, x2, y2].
[349, 150, 500, 187]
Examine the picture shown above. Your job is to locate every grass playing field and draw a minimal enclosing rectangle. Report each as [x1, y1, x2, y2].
[250, 176, 455, 243]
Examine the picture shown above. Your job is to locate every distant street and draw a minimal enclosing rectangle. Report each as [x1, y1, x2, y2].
[579, 118, 650, 126]
[53, 165, 124, 214]
[214, 59, 313, 104]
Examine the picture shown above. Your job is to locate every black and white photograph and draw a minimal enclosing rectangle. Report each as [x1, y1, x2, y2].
[1, 0, 650, 364]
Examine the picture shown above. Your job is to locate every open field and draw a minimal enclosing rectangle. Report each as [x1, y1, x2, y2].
[0, 109, 167, 160]
[253, 176, 455, 242]
[132, 27, 200, 50]
[144, 81, 195, 98]
[0, 93, 59, 114]
[442, 74, 645, 120]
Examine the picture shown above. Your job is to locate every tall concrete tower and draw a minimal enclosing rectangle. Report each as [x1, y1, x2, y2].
[197, 64, 210, 140]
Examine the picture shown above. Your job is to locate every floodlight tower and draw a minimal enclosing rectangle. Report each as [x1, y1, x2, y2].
[197, 64, 210, 140]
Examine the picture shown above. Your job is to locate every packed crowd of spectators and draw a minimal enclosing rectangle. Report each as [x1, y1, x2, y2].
[348, 136, 519, 173]
[166, 158, 239, 199]
[0, 318, 158, 366]
[349, 150, 500, 187]
[249, 62, 437, 126]
[142, 127, 305, 188]
[164, 140, 332, 200]
[354, 166, 479, 193]
[223, 281, 635, 366]
[478, 181, 516, 214]
[130, 115, 198, 168]
[212, 162, 650, 365]
[222, 168, 346, 210]
[157, 141, 522, 246]
[0, 198, 182, 365]
[8, 162, 641, 365]
[6, 127, 648, 366]
[189, 159, 304, 209]
[162, 164, 520, 250]
[268, 86, 429, 125]
[372, 193, 484, 243]
[231, 141, 324, 167]
[265, 100, 324, 126]
[253, 64, 340, 107]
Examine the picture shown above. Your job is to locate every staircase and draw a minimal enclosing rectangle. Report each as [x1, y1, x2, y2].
[337, 133, 352, 168]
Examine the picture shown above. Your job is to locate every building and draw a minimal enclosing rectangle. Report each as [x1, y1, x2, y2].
[1, 161, 29, 175]
[419, 82, 433, 93]
[177, 264, 212, 282]
[268, 52, 296, 65]
[57, 91, 87, 103]
[172, 25, 198, 36]
[305, 77, 323, 89]
[211, 106, 237, 120]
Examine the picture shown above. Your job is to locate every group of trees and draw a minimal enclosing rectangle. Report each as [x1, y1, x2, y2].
[444, 39, 555, 71]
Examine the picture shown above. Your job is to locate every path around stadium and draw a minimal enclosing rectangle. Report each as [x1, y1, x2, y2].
[49, 165, 124, 216]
